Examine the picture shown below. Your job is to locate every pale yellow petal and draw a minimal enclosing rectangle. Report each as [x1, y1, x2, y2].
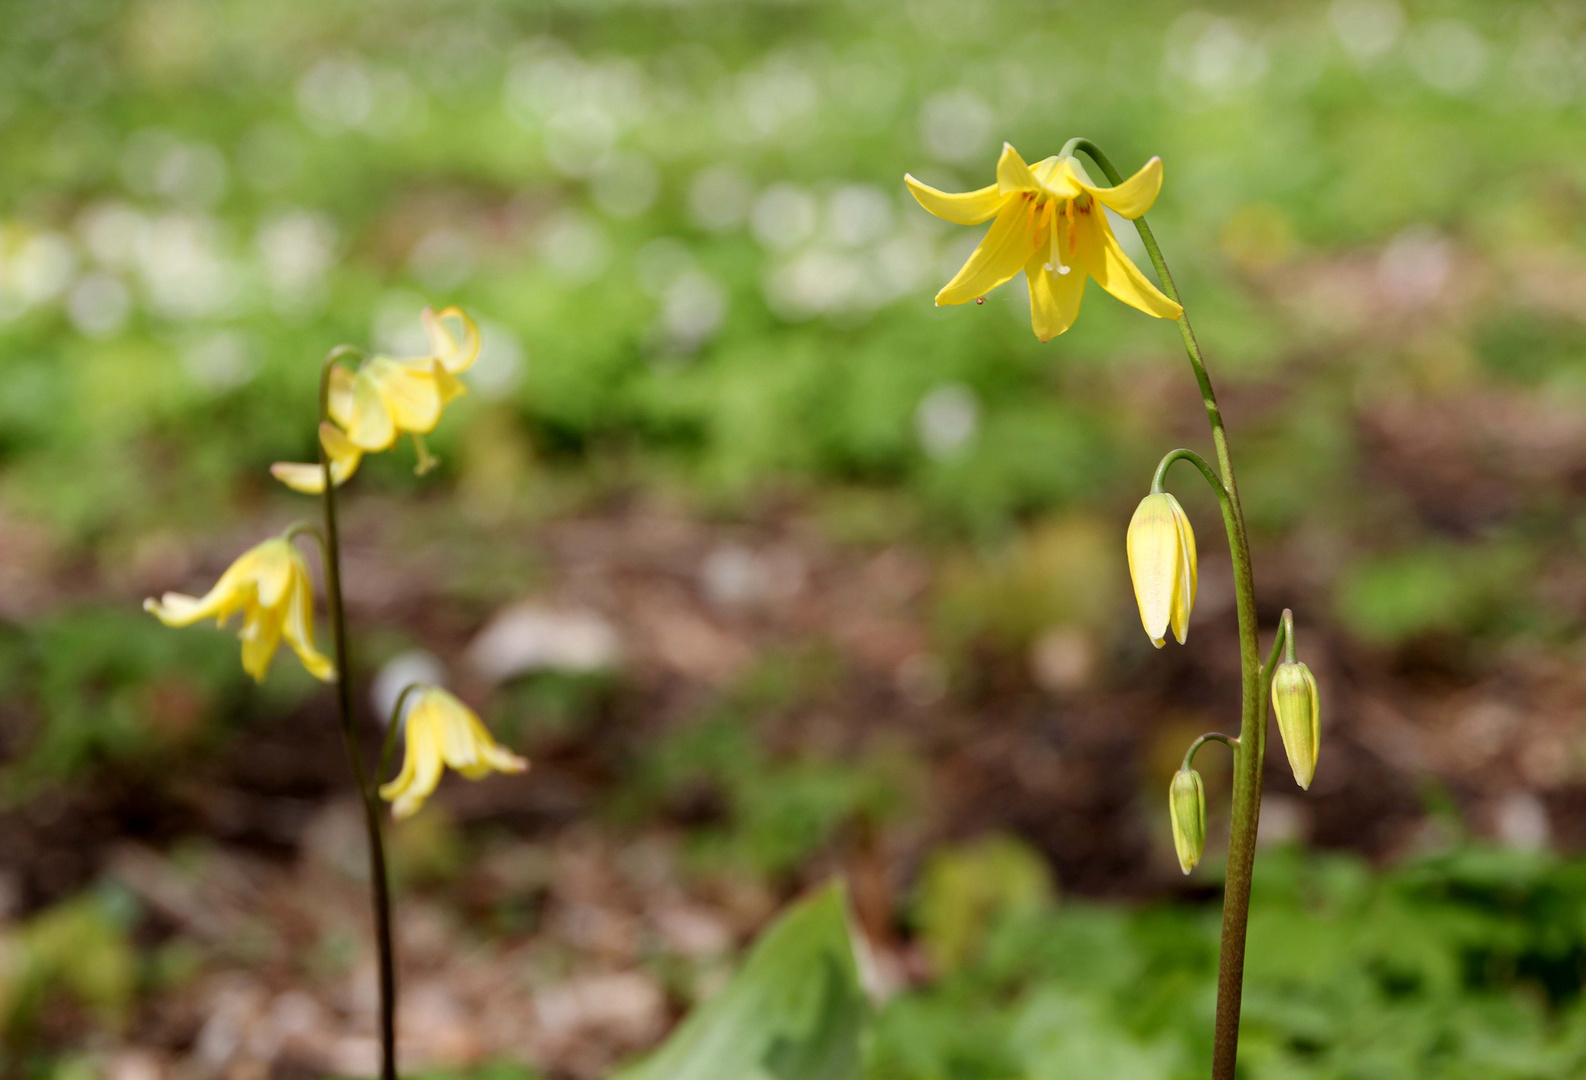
[368, 357, 443, 435]
[1168, 499, 1197, 645]
[378, 707, 422, 801]
[346, 369, 397, 451]
[432, 361, 467, 407]
[382, 703, 445, 819]
[327, 365, 357, 431]
[251, 539, 294, 612]
[1127, 494, 1182, 648]
[1077, 210, 1183, 320]
[422, 306, 480, 374]
[935, 199, 1042, 306]
[282, 555, 335, 682]
[1035, 157, 1082, 200]
[270, 463, 330, 495]
[995, 143, 1039, 196]
[143, 543, 267, 627]
[1023, 214, 1086, 342]
[239, 604, 284, 682]
[1076, 155, 1163, 219]
[434, 690, 482, 772]
[903, 175, 1006, 225]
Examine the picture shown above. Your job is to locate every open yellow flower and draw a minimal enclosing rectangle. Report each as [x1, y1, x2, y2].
[272, 307, 480, 494]
[144, 537, 335, 682]
[1127, 492, 1198, 648]
[379, 686, 527, 820]
[905, 144, 1182, 341]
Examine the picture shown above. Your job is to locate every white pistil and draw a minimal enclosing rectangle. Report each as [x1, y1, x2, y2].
[1044, 200, 1072, 275]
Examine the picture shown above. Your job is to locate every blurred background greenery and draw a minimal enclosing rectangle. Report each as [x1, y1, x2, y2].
[3, 0, 1586, 1076]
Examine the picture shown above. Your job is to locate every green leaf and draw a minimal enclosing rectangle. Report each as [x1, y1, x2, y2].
[614, 881, 865, 1080]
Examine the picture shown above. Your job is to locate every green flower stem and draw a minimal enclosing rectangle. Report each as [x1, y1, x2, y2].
[1151, 448, 1228, 501]
[1074, 139, 1263, 1080]
[318, 348, 399, 1080]
[1182, 732, 1240, 774]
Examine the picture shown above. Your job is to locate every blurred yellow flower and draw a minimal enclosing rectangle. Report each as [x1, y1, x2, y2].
[1126, 492, 1197, 648]
[1271, 661, 1320, 790]
[144, 537, 334, 683]
[272, 307, 480, 493]
[380, 686, 527, 820]
[905, 144, 1182, 341]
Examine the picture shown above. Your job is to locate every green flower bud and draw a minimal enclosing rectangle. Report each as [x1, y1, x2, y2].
[1169, 767, 1207, 875]
[1271, 661, 1320, 790]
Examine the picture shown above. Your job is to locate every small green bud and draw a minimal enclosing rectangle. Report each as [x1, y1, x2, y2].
[1271, 661, 1320, 790]
[1169, 767, 1207, 875]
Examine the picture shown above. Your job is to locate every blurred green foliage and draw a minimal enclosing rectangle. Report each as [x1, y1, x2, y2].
[0, 605, 266, 798]
[346, 844, 1586, 1080]
[877, 844, 1586, 1080]
[1, 887, 137, 1062]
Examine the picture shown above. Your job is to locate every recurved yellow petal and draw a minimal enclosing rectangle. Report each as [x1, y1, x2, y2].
[367, 357, 443, 434]
[935, 199, 1041, 306]
[995, 143, 1040, 195]
[903, 175, 1006, 225]
[269, 422, 363, 494]
[1078, 211, 1183, 321]
[423, 306, 480, 374]
[1077, 155, 1163, 219]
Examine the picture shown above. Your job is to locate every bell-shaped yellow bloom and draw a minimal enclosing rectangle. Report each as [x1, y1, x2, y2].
[1271, 661, 1320, 790]
[272, 307, 479, 493]
[1127, 492, 1198, 648]
[1169, 767, 1207, 874]
[379, 686, 527, 820]
[144, 537, 335, 683]
[905, 144, 1182, 341]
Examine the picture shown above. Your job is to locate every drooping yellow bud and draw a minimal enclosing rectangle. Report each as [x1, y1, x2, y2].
[1126, 492, 1197, 648]
[1270, 661, 1320, 790]
[1169, 767, 1206, 874]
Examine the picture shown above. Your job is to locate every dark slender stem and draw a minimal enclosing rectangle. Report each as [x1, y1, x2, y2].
[1075, 139, 1263, 1080]
[317, 351, 398, 1080]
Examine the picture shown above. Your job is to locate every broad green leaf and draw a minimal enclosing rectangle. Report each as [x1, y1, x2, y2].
[614, 881, 865, 1080]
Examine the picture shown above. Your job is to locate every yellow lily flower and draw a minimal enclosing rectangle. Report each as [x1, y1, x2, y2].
[271, 307, 480, 493]
[379, 686, 527, 820]
[1126, 492, 1198, 648]
[144, 537, 335, 683]
[905, 144, 1182, 341]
